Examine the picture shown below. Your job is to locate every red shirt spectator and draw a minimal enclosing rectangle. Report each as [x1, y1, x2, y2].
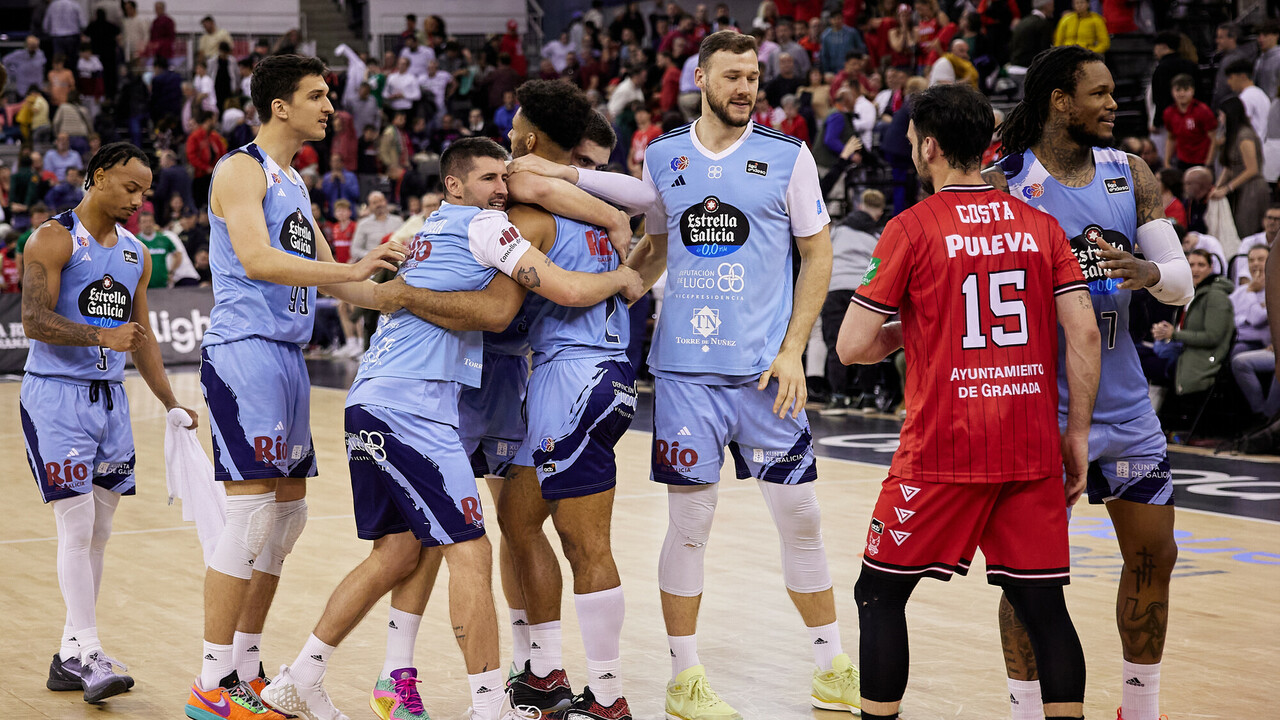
[659, 56, 682, 113]
[1, 250, 20, 293]
[776, 0, 824, 22]
[1164, 196, 1187, 228]
[326, 217, 356, 263]
[628, 108, 661, 176]
[1101, 0, 1138, 34]
[186, 122, 227, 179]
[1163, 98, 1216, 167]
[292, 144, 319, 173]
[917, 16, 957, 67]
[148, 5, 175, 60]
[780, 113, 810, 144]
[500, 21, 528, 77]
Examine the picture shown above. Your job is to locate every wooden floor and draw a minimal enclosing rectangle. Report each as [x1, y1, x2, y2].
[1, 374, 1277, 719]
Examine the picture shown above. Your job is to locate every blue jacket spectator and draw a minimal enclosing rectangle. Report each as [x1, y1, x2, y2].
[43, 135, 83, 181]
[154, 150, 194, 223]
[149, 57, 184, 123]
[321, 157, 360, 217]
[3, 37, 47, 97]
[820, 19, 866, 75]
[44, 168, 84, 211]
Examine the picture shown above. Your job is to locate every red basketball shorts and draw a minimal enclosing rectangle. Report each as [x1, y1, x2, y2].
[860, 474, 1070, 586]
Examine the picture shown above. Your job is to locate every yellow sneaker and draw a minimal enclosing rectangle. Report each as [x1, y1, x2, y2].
[811, 653, 862, 713]
[665, 665, 742, 720]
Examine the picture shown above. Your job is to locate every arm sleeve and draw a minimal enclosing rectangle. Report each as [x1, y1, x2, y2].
[467, 209, 532, 275]
[575, 168, 658, 215]
[851, 217, 913, 314]
[641, 156, 669, 233]
[1137, 218, 1195, 305]
[785, 144, 831, 237]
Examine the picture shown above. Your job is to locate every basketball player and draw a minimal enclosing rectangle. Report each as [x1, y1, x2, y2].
[627, 30, 859, 719]
[984, 46, 1194, 720]
[187, 55, 407, 720]
[837, 83, 1100, 720]
[21, 142, 197, 703]
[255, 137, 639, 720]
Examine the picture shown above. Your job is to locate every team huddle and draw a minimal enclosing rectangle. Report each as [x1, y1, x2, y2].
[20, 31, 1186, 720]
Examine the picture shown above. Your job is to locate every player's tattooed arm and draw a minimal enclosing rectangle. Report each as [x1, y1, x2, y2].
[1127, 154, 1167, 226]
[516, 266, 541, 289]
[981, 166, 1010, 194]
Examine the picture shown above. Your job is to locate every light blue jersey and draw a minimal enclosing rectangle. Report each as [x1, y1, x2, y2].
[203, 143, 321, 347]
[347, 202, 531, 426]
[522, 213, 628, 367]
[642, 121, 830, 381]
[24, 210, 146, 382]
[998, 146, 1151, 426]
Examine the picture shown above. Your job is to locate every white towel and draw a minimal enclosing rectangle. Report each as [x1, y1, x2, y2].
[164, 408, 225, 566]
[1205, 196, 1241, 259]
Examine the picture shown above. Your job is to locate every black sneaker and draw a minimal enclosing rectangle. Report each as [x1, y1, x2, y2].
[557, 686, 632, 720]
[509, 660, 574, 713]
[47, 653, 82, 691]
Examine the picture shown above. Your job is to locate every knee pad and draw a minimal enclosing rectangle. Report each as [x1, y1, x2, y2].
[758, 481, 832, 594]
[658, 485, 718, 597]
[258, 499, 308, 577]
[854, 568, 916, 616]
[209, 492, 277, 579]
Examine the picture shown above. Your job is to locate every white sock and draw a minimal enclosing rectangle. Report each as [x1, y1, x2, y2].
[807, 621, 842, 671]
[201, 641, 235, 691]
[668, 634, 699, 679]
[575, 587, 625, 703]
[60, 616, 79, 661]
[1121, 660, 1161, 720]
[76, 627, 102, 665]
[468, 668, 505, 719]
[233, 631, 263, 682]
[1007, 678, 1043, 720]
[290, 634, 336, 687]
[528, 621, 563, 677]
[382, 608, 422, 678]
[509, 609, 531, 668]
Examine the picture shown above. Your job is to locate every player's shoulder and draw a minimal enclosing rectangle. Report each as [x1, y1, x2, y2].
[23, 213, 74, 260]
[647, 122, 694, 151]
[750, 123, 805, 150]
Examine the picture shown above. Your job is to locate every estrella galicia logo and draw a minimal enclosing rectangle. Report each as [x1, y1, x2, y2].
[79, 274, 132, 328]
[1104, 177, 1130, 194]
[1070, 224, 1132, 295]
[680, 196, 750, 257]
[281, 209, 317, 259]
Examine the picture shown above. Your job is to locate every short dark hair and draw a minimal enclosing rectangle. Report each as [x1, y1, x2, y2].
[582, 110, 618, 152]
[1225, 59, 1253, 78]
[1218, 23, 1239, 40]
[251, 54, 329, 124]
[909, 83, 993, 172]
[698, 30, 758, 69]
[440, 137, 509, 183]
[1158, 167, 1183, 197]
[515, 79, 591, 152]
[1260, 20, 1280, 37]
[1187, 248, 1214, 266]
[1154, 31, 1180, 50]
[1171, 73, 1194, 90]
[84, 142, 150, 190]
[201, 15, 213, 23]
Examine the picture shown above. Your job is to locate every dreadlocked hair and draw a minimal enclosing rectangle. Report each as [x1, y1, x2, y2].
[84, 142, 150, 191]
[998, 46, 1103, 157]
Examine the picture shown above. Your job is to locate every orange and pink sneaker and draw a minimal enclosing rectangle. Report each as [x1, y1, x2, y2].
[186, 673, 288, 720]
[369, 667, 431, 720]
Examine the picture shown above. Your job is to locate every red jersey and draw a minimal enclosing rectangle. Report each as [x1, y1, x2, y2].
[852, 185, 1087, 484]
[326, 219, 356, 264]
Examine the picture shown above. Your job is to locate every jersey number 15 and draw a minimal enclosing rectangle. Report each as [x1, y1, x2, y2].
[960, 270, 1028, 350]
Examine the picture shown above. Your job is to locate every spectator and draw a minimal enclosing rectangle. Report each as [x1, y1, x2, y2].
[884, 4, 918, 70]
[1256, 21, 1280, 100]
[350, 190, 402, 261]
[657, 50, 681, 114]
[186, 110, 226, 208]
[208, 42, 238, 113]
[678, 51, 701, 119]
[1212, 97, 1269, 237]
[1225, 61, 1269, 141]
[147, 1, 176, 61]
[1162, 74, 1216, 171]
[493, 90, 519, 139]
[175, 206, 207, 258]
[821, 188, 885, 414]
[928, 38, 978, 87]
[829, 50, 867, 99]
[751, 89, 783, 128]
[1148, 249, 1234, 407]
[51, 91, 91, 157]
[325, 197, 357, 264]
[398, 14, 418, 50]
[384, 57, 420, 112]
[767, 17, 811, 80]
[765, 51, 805, 108]
[1179, 165, 1212, 233]
[819, 10, 865, 75]
[357, 124, 380, 174]
[43, 0, 85, 67]
[798, 17, 821, 63]
[321, 154, 359, 215]
[1054, 0, 1109, 55]
[75, 45, 105, 107]
[134, 208, 179, 287]
[43, 165, 83, 211]
[292, 142, 319, 174]
[1212, 24, 1255, 110]
[400, 34, 434, 79]
[348, 82, 380, 136]
[8, 153, 37, 220]
[197, 16, 232, 61]
[1158, 168, 1187, 228]
[15, 203, 52, 276]
[220, 96, 245, 135]
[485, 52, 522, 112]
[1007, 0, 1054, 69]
[608, 64, 647, 119]
[4, 36, 47, 98]
[192, 61, 215, 108]
[43, 132, 83, 180]
[914, 0, 956, 70]
[149, 55, 182, 124]
[543, 31, 574, 73]
[85, 9, 119, 97]
[46, 54, 75, 107]
[120, 0, 147, 62]
[420, 59, 453, 124]
[377, 111, 411, 172]
[463, 107, 498, 140]
[154, 149, 194, 221]
[778, 93, 809, 143]
[1150, 32, 1199, 139]
[1179, 223, 1227, 274]
[116, 65, 149, 145]
[627, 102, 661, 176]
[800, 65, 831, 123]
[1240, 204, 1279, 259]
[1230, 246, 1278, 421]
[610, 2, 648, 44]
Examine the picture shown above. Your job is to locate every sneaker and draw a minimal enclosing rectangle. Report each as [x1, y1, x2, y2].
[559, 687, 632, 720]
[47, 653, 82, 691]
[467, 693, 543, 720]
[186, 672, 288, 720]
[820, 395, 852, 416]
[665, 665, 742, 720]
[79, 651, 130, 703]
[508, 661, 574, 713]
[369, 667, 430, 720]
[248, 663, 269, 697]
[259, 665, 349, 720]
[810, 653, 861, 713]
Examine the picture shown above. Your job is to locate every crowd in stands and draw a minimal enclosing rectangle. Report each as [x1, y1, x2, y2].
[0, 0, 1277, 448]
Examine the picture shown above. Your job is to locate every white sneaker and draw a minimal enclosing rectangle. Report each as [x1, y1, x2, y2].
[259, 665, 350, 720]
[467, 690, 543, 720]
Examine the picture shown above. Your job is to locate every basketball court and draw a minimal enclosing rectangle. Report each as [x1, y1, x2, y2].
[1, 368, 1277, 719]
